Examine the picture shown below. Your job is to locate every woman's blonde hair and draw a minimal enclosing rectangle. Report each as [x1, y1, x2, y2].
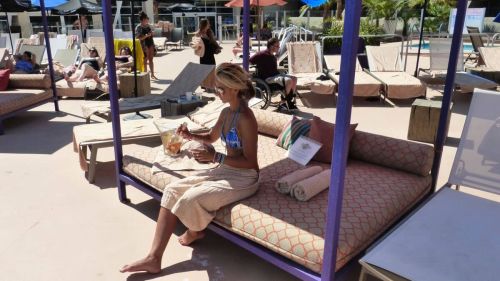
[215, 63, 255, 101]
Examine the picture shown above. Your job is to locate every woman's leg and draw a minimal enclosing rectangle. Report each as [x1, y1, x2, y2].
[143, 51, 148, 73]
[68, 64, 97, 82]
[148, 46, 158, 79]
[120, 207, 178, 273]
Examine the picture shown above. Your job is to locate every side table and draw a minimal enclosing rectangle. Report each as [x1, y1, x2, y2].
[161, 97, 210, 117]
[407, 99, 451, 144]
[119, 72, 151, 98]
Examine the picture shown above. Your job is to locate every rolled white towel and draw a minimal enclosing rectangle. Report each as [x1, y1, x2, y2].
[292, 169, 331, 201]
[274, 166, 323, 194]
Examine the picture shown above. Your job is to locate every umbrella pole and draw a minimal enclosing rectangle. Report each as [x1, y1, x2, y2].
[414, 0, 428, 77]
[257, 4, 261, 51]
[39, 0, 60, 112]
[242, 0, 250, 70]
[131, 0, 138, 99]
[5, 11, 14, 52]
[79, 14, 85, 42]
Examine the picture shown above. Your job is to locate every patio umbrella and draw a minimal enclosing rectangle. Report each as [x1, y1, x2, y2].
[52, 0, 102, 41]
[300, 0, 327, 8]
[225, 0, 286, 50]
[0, 0, 34, 51]
[31, 0, 69, 8]
[166, 3, 198, 12]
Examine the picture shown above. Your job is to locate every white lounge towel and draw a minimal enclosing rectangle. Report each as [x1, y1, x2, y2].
[274, 166, 323, 194]
[292, 169, 331, 201]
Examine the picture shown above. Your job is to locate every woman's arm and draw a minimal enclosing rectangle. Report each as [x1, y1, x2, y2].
[191, 110, 259, 170]
[178, 109, 226, 144]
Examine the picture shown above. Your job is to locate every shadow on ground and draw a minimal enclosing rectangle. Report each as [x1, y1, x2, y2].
[0, 111, 82, 154]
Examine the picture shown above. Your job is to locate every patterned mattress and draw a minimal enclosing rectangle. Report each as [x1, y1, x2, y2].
[123, 133, 431, 273]
[0, 89, 52, 116]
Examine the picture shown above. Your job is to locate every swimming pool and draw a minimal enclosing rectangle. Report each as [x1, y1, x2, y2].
[410, 42, 474, 52]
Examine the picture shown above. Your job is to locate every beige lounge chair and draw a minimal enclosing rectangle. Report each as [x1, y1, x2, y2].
[418, 38, 498, 92]
[81, 62, 215, 123]
[18, 44, 45, 65]
[73, 116, 203, 183]
[366, 45, 426, 99]
[286, 42, 335, 95]
[53, 49, 79, 68]
[324, 54, 383, 98]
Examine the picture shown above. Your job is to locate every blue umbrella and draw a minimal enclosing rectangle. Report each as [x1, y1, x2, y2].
[494, 12, 500, 23]
[300, 0, 327, 8]
[31, 0, 69, 8]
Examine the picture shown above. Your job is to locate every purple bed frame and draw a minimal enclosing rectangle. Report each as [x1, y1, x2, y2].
[99, 0, 468, 279]
[0, 0, 59, 135]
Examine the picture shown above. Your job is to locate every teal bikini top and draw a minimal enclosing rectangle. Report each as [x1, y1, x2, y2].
[221, 108, 243, 149]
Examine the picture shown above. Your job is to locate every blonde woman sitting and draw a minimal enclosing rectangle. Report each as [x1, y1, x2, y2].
[120, 63, 260, 274]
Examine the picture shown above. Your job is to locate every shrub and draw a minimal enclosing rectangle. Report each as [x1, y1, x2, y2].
[323, 19, 384, 53]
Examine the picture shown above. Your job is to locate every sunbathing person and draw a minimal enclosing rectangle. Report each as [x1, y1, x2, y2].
[65, 47, 102, 82]
[120, 63, 260, 274]
[232, 34, 252, 57]
[14, 51, 36, 74]
[250, 37, 298, 110]
[95, 46, 134, 83]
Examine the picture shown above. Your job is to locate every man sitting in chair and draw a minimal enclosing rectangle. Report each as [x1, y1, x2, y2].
[250, 38, 298, 111]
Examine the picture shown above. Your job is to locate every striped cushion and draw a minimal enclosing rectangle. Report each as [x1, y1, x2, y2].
[276, 116, 311, 150]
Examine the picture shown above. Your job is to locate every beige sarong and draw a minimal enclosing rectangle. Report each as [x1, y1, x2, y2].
[161, 164, 259, 231]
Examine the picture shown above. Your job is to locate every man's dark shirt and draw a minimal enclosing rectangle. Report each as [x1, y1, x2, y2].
[249, 49, 279, 80]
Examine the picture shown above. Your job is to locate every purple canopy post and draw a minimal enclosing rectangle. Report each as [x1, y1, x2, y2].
[39, 0, 60, 111]
[321, 0, 362, 280]
[242, 0, 250, 71]
[431, 0, 468, 190]
[101, 0, 127, 202]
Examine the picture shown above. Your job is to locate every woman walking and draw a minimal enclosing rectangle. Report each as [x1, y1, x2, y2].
[120, 63, 259, 274]
[196, 19, 221, 66]
[136, 11, 158, 80]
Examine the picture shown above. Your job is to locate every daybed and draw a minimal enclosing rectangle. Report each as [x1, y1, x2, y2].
[121, 108, 434, 273]
[0, 73, 54, 134]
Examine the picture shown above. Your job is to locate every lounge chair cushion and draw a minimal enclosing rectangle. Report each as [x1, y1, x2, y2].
[308, 117, 357, 163]
[0, 69, 10, 91]
[0, 89, 52, 115]
[252, 108, 292, 137]
[349, 131, 434, 177]
[8, 74, 51, 90]
[123, 132, 432, 273]
[294, 73, 335, 95]
[276, 116, 311, 149]
[372, 72, 426, 99]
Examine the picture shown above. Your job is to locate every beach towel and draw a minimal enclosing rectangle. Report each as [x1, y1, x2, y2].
[292, 169, 331, 201]
[275, 166, 323, 194]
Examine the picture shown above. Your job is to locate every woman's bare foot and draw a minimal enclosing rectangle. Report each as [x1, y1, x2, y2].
[178, 230, 205, 246]
[120, 255, 161, 274]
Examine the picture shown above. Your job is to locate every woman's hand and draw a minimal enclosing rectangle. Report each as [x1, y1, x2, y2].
[191, 148, 215, 163]
[176, 123, 192, 140]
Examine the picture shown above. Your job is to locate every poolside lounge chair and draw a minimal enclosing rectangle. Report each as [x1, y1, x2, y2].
[81, 62, 215, 123]
[286, 41, 335, 95]
[365, 45, 426, 99]
[0, 74, 56, 134]
[324, 54, 383, 99]
[466, 26, 486, 65]
[18, 44, 45, 66]
[53, 49, 79, 68]
[165, 28, 183, 50]
[360, 89, 500, 281]
[73, 116, 203, 183]
[418, 38, 498, 93]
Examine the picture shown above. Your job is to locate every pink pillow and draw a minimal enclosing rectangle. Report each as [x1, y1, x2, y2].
[308, 116, 358, 163]
[0, 69, 10, 91]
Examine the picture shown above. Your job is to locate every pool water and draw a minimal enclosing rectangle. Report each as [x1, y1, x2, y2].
[410, 42, 474, 52]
